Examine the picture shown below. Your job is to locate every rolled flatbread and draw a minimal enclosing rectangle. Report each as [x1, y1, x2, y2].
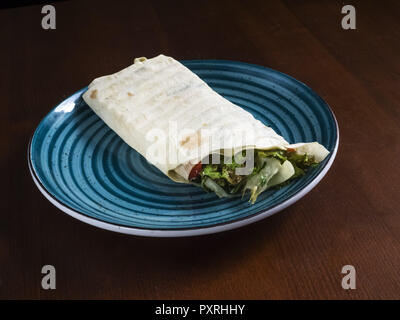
[83, 55, 329, 202]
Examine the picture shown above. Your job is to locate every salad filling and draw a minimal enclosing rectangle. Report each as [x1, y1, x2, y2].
[190, 149, 319, 203]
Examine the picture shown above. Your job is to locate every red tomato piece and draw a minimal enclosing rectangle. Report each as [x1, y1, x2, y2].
[189, 162, 202, 180]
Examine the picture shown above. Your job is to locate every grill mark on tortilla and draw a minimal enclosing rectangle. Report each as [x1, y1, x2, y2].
[180, 131, 203, 149]
[90, 89, 98, 99]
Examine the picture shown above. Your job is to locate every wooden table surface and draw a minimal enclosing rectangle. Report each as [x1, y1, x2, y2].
[1, 0, 399, 300]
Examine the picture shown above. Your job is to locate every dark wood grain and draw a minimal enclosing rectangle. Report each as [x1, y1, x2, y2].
[1, 0, 399, 299]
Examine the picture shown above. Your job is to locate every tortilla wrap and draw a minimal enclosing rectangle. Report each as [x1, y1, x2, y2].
[83, 55, 329, 185]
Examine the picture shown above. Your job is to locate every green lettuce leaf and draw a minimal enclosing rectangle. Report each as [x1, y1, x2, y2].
[242, 158, 282, 204]
[197, 148, 319, 203]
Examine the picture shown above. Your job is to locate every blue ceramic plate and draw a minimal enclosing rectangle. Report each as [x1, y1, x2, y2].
[29, 60, 338, 237]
